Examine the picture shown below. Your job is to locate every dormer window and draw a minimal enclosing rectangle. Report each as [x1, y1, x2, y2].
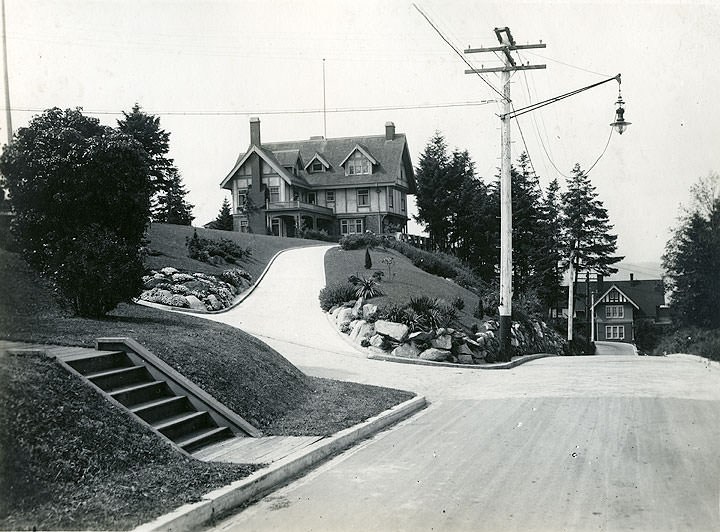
[305, 153, 330, 173]
[347, 152, 370, 175]
[311, 161, 324, 173]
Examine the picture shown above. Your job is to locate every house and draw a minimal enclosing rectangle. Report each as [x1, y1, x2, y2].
[573, 274, 668, 343]
[220, 117, 416, 237]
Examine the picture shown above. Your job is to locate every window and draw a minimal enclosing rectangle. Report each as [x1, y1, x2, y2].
[388, 189, 394, 208]
[237, 192, 247, 212]
[311, 161, 324, 173]
[271, 218, 280, 236]
[347, 152, 370, 175]
[357, 188, 369, 207]
[608, 291, 620, 302]
[605, 325, 625, 340]
[605, 305, 624, 319]
[340, 219, 363, 235]
[269, 186, 280, 203]
[401, 197, 406, 212]
[326, 190, 335, 202]
[239, 219, 249, 233]
[308, 192, 316, 204]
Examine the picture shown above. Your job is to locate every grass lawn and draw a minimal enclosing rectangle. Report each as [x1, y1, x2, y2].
[145, 222, 326, 280]
[324, 246, 482, 331]
[0, 247, 414, 529]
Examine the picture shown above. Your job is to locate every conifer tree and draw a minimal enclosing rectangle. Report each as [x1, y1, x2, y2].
[207, 198, 234, 231]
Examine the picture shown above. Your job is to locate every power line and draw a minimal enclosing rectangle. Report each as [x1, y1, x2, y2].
[2, 99, 498, 117]
[523, 50, 610, 77]
[412, 3, 506, 101]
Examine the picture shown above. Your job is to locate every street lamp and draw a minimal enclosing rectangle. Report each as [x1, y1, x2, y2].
[610, 85, 631, 134]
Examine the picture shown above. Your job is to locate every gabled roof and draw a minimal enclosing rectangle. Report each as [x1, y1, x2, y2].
[304, 152, 331, 171]
[338, 144, 379, 167]
[274, 149, 303, 169]
[592, 284, 640, 310]
[259, 133, 416, 192]
[220, 145, 308, 190]
[572, 279, 665, 317]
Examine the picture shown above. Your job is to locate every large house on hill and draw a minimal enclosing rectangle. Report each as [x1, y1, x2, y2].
[220, 117, 416, 237]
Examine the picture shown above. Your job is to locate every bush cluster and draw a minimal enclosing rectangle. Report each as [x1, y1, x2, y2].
[186, 230, 252, 265]
[318, 282, 357, 312]
[377, 296, 457, 332]
[338, 232, 386, 250]
[220, 268, 253, 289]
[298, 228, 337, 242]
[652, 327, 720, 361]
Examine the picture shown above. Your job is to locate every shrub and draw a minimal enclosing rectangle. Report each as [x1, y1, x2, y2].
[371, 270, 384, 282]
[653, 327, 720, 362]
[339, 232, 384, 250]
[452, 296, 465, 311]
[186, 230, 251, 265]
[473, 299, 485, 319]
[354, 276, 383, 299]
[298, 228, 337, 242]
[365, 248, 372, 269]
[220, 268, 252, 289]
[319, 282, 357, 312]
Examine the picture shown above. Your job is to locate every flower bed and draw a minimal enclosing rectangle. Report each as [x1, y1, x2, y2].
[139, 266, 252, 311]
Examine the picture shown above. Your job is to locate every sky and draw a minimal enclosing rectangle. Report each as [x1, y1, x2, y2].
[5, 0, 720, 279]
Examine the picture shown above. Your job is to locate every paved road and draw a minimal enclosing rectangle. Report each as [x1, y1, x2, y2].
[595, 341, 638, 356]
[201, 246, 720, 532]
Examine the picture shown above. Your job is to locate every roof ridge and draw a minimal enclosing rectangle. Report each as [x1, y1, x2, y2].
[263, 132, 405, 146]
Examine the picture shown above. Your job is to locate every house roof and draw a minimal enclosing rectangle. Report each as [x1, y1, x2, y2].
[573, 279, 666, 317]
[220, 145, 309, 189]
[592, 284, 640, 310]
[222, 132, 416, 193]
[273, 149, 303, 168]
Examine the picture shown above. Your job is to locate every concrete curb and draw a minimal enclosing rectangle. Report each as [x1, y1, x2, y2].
[666, 353, 720, 369]
[367, 351, 557, 369]
[135, 243, 332, 315]
[131, 394, 426, 532]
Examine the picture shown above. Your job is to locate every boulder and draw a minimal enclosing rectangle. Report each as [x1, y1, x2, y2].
[349, 320, 375, 344]
[351, 297, 365, 319]
[205, 294, 223, 311]
[408, 330, 433, 342]
[160, 267, 178, 276]
[336, 307, 354, 326]
[457, 354, 474, 364]
[185, 295, 205, 311]
[171, 272, 195, 283]
[331, 306, 344, 321]
[457, 343, 474, 356]
[391, 343, 421, 358]
[431, 334, 452, 350]
[362, 303, 378, 320]
[419, 348, 451, 362]
[369, 334, 386, 349]
[465, 337, 481, 349]
[374, 320, 409, 342]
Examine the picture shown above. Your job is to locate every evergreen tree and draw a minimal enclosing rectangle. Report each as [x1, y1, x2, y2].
[414, 132, 452, 251]
[153, 167, 194, 225]
[118, 104, 194, 223]
[536, 178, 564, 315]
[663, 173, 720, 328]
[561, 163, 622, 282]
[207, 198, 234, 231]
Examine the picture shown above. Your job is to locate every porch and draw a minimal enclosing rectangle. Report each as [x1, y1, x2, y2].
[265, 201, 334, 237]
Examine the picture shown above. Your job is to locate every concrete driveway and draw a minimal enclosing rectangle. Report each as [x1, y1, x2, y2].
[595, 341, 638, 356]
[200, 246, 720, 532]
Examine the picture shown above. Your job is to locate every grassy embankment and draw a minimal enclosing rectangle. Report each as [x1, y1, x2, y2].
[0, 223, 413, 530]
[324, 246, 482, 330]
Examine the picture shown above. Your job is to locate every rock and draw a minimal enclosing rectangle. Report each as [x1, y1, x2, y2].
[419, 348, 451, 361]
[369, 334, 386, 349]
[331, 306, 344, 321]
[465, 338, 481, 348]
[185, 295, 205, 311]
[534, 322, 544, 338]
[328, 305, 340, 315]
[336, 307, 354, 326]
[457, 354, 474, 364]
[349, 321, 375, 344]
[171, 272, 195, 283]
[153, 273, 165, 280]
[351, 297, 365, 319]
[445, 327, 455, 334]
[511, 337, 519, 347]
[485, 330, 495, 339]
[457, 343, 474, 356]
[391, 343, 421, 358]
[367, 346, 387, 356]
[431, 334, 452, 350]
[374, 320, 409, 342]
[160, 267, 178, 276]
[408, 330, 433, 342]
[205, 294, 223, 311]
[362, 303, 378, 320]
[436, 327, 447, 336]
[168, 295, 189, 308]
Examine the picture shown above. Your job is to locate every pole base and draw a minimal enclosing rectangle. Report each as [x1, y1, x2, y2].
[498, 314, 512, 362]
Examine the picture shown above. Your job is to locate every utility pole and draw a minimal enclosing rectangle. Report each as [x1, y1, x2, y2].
[322, 58, 327, 139]
[1, 0, 11, 145]
[465, 27, 545, 361]
[567, 251, 575, 341]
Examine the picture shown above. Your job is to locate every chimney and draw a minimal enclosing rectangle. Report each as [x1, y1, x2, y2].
[385, 121, 395, 141]
[250, 117, 261, 146]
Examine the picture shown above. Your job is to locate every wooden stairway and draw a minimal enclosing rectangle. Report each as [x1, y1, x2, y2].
[2, 338, 261, 456]
[64, 349, 236, 453]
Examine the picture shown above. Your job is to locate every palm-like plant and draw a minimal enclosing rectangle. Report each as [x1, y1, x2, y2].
[355, 276, 383, 299]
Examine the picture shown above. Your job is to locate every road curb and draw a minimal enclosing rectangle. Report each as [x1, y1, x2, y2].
[131, 394, 426, 532]
[367, 351, 557, 369]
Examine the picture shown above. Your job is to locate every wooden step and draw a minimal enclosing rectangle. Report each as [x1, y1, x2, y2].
[176, 426, 234, 453]
[87, 365, 152, 391]
[65, 351, 131, 374]
[109, 380, 172, 407]
[153, 410, 213, 441]
[131, 396, 191, 423]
